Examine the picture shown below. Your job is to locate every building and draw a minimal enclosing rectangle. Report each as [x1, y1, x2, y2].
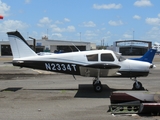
[109, 40, 152, 55]
[152, 42, 160, 53]
[0, 39, 96, 56]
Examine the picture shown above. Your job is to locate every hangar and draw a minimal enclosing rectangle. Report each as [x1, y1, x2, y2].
[112, 40, 152, 55]
[0, 39, 96, 56]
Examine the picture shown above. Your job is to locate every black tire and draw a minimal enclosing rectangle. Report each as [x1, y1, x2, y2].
[93, 80, 96, 86]
[93, 80, 101, 86]
[133, 82, 143, 90]
[94, 84, 103, 92]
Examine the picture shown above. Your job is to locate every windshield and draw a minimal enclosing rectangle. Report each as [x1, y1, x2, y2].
[114, 52, 126, 61]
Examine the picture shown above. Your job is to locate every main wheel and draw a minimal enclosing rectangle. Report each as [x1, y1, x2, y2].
[133, 82, 143, 90]
[94, 83, 103, 92]
[93, 80, 101, 86]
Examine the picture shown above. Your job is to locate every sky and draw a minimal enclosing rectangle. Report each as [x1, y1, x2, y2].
[0, 0, 160, 45]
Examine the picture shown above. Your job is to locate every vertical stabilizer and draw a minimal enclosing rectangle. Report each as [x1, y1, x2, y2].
[7, 31, 38, 59]
[130, 49, 157, 63]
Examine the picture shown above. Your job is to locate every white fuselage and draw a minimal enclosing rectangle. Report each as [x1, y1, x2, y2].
[13, 50, 151, 77]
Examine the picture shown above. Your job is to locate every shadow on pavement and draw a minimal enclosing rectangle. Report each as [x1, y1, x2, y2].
[1, 87, 22, 92]
[74, 84, 134, 98]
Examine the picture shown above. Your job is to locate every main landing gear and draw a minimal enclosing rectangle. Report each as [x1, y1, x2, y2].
[92, 77, 145, 92]
[92, 69, 144, 92]
[93, 78, 103, 92]
[93, 69, 103, 92]
[131, 77, 144, 90]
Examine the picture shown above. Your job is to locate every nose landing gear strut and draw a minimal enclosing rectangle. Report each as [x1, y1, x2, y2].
[131, 77, 144, 90]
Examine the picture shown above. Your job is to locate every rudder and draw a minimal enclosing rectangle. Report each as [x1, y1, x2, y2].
[7, 31, 38, 59]
[131, 49, 157, 63]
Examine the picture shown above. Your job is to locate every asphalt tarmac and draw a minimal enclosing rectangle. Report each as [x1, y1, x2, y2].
[0, 56, 160, 120]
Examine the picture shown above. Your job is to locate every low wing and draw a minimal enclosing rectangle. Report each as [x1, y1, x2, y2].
[79, 63, 121, 77]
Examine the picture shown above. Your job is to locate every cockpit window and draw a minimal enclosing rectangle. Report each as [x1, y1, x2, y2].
[86, 54, 98, 61]
[114, 52, 126, 61]
[101, 53, 114, 61]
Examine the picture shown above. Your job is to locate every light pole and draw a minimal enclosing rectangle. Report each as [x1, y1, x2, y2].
[80, 32, 81, 42]
[29, 37, 36, 52]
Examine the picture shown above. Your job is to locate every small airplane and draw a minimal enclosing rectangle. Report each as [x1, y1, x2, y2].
[7, 31, 156, 92]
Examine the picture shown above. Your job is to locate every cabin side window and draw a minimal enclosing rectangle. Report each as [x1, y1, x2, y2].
[101, 53, 114, 61]
[86, 54, 98, 61]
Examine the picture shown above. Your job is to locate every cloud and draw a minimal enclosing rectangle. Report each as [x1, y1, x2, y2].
[37, 17, 52, 27]
[82, 21, 96, 27]
[145, 27, 160, 41]
[50, 25, 63, 32]
[67, 26, 75, 32]
[64, 18, 70, 22]
[39, 17, 52, 24]
[84, 30, 97, 37]
[52, 33, 62, 38]
[145, 13, 160, 26]
[123, 33, 132, 39]
[106, 31, 111, 35]
[25, 0, 31, 4]
[0, 20, 28, 32]
[55, 20, 63, 24]
[51, 25, 75, 32]
[134, 0, 152, 7]
[83, 30, 98, 40]
[108, 20, 123, 26]
[146, 18, 160, 26]
[133, 15, 141, 20]
[93, 3, 122, 9]
[51, 25, 63, 32]
[0, 0, 10, 16]
[54, 18, 70, 24]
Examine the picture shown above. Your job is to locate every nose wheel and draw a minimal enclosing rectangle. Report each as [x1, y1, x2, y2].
[131, 78, 144, 90]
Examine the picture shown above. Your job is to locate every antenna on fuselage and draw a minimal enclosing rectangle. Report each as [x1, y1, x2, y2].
[72, 43, 80, 52]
